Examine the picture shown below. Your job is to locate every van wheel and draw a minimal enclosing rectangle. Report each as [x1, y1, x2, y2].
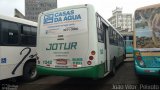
[23, 62, 37, 81]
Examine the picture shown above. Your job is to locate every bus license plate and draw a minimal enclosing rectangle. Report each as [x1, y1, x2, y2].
[56, 59, 67, 65]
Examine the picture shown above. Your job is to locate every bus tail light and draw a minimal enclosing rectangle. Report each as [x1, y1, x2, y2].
[137, 56, 142, 60]
[87, 61, 92, 65]
[89, 56, 94, 60]
[87, 50, 96, 65]
[91, 51, 96, 55]
[135, 50, 145, 67]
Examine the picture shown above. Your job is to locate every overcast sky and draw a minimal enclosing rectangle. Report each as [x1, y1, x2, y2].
[0, 0, 160, 19]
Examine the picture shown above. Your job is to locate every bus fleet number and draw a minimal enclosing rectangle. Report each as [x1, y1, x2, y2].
[43, 60, 52, 64]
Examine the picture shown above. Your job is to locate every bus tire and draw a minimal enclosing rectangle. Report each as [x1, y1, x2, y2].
[23, 62, 37, 81]
[110, 58, 116, 76]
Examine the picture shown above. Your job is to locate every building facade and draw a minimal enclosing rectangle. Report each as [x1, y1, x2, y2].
[25, 0, 57, 22]
[108, 7, 133, 32]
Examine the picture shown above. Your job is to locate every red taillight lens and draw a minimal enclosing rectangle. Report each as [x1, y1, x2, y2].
[137, 56, 142, 60]
[89, 56, 94, 60]
[91, 51, 96, 55]
[87, 61, 92, 65]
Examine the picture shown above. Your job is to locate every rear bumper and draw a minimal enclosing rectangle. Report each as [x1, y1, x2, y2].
[135, 63, 160, 76]
[36, 63, 105, 79]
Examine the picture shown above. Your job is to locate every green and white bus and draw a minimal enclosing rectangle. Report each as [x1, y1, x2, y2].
[37, 4, 125, 79]
[0, 15, 38, 81]
[134, 3, 160, 77]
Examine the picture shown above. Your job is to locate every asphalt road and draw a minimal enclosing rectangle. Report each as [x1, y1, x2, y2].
[1, 60, 160, 90]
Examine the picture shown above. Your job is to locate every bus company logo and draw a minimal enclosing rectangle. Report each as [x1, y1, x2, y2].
[43, 10, 82, 24]
[1, 58, 7, 63]
[44, 14, 54, 24]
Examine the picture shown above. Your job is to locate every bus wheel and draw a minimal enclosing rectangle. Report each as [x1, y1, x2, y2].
[23, 62, 37, 81]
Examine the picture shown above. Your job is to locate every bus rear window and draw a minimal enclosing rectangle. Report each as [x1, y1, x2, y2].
[135, 8, 160, 49]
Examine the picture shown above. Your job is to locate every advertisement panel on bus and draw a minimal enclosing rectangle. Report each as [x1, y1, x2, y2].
[38, 8, 89, 68]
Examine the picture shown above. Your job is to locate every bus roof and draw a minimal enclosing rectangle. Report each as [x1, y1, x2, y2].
[136, 3, 160, 11]
[39, 4, 94, 16]
[0, 15, 37, 26]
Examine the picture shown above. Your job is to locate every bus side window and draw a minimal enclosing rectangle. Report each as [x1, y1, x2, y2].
[130, 36, 133, 40]
[113, 31, 116, 45]
[1, 21, 19, 45]
[96, 14, 101, 29]
[109, 27, 114, 44]
[126, 36, 129, 40]
[21, 25, 31, 46]
[97, 28, 104, 43]
[30, 27, 37, 46]
[121, 38, 124, 47]
[97, 15, 104, 43]
[115, 33, 118, 46]
[118, 36, 121, 46]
